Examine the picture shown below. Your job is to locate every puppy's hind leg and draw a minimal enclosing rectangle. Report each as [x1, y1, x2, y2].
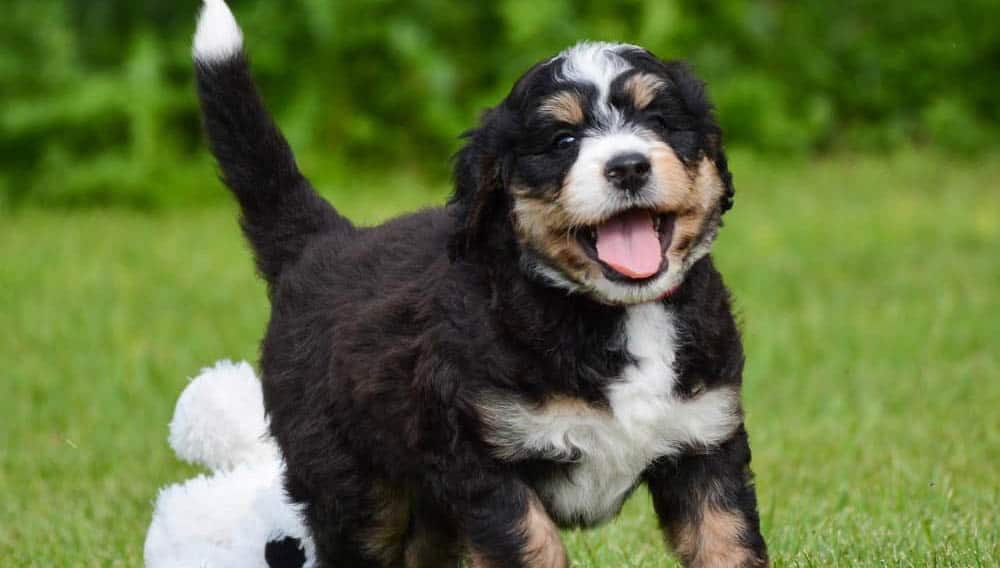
[284, 468, 405, 567]
[403, 500, 464, 568]
[429, 467, 566, 568]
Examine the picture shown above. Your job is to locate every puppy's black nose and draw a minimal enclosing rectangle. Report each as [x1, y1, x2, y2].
[605, 152, 651, 192]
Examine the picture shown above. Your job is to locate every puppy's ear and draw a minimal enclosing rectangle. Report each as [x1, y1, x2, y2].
[714, 143, 735, 214]
[660, 59, 735, 215]
[448, 60, 556, 260]
[447, 111, 506, 260]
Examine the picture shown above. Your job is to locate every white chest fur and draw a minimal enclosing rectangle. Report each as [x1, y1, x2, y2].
[482, 303, 741, 526]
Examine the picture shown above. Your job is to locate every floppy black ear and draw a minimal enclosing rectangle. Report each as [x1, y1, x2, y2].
[714, 144, 735, 214]
[660, 59, 735, 215]
[447, 113, 506, 261]
[447, 60, 558, 260]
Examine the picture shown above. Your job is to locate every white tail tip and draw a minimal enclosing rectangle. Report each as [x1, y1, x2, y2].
[193, 0, 243, 62]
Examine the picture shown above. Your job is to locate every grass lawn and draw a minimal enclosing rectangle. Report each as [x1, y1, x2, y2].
[1, 150, 997, 566]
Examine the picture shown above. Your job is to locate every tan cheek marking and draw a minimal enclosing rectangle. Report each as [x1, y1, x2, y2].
[649, 144, 695, 211]
[670, 507, 758, 568]
[674, 158, 725, 258]
[511, 190, 601, 282]
[624, 73, 667, 109]
[692, 157, 727, 210]
[539, 91, 585, 125]
[648, 152, 726, 262]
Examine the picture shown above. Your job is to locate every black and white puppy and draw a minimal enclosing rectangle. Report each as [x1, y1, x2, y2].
[193, 1, 767, 566]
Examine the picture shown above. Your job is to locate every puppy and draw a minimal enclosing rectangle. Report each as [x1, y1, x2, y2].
[193, 1, 768, 566]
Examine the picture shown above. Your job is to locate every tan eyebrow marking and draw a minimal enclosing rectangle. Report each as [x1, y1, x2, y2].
[539, 90, 585, 125]
[624, 73, 666, 109]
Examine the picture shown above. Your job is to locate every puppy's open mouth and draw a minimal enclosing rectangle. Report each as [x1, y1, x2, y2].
[578, 209, 675, 282]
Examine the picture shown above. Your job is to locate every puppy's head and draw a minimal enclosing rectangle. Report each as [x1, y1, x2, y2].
[451, 42, 734, 305]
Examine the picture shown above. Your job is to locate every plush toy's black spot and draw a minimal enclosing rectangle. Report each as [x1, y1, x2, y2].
[265, 536, 306, 568]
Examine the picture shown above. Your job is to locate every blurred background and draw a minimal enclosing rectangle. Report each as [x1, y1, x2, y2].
[2, 1, 997, 565]
[1, 0, 998, 208]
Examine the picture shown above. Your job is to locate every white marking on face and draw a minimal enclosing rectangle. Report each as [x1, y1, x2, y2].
[549, 43, 686, 304]
[526, 43, 724, 305]
[556, 42, 637, 124]
[587, 268, 678, 305]
[522, 245, 683, 307]
[482, 303, 742, 525]
[561, 130, 657, 224]
[550, 130, 703, 305]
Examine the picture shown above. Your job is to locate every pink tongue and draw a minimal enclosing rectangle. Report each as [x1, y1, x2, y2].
[595, 210, 662, 279]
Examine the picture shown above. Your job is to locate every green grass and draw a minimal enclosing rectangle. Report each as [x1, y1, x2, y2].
[2, 150, 997, 566]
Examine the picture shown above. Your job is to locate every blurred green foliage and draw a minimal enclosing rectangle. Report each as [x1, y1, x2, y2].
[1, 0, 998, 208]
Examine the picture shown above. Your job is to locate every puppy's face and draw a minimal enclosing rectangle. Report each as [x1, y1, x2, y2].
[453, 43, 734, 305]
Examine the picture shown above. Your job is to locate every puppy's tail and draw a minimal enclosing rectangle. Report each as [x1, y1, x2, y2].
[193, 0, 351, 288]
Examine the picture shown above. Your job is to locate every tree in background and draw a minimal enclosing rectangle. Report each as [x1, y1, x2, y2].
[2, 0, 997, 208]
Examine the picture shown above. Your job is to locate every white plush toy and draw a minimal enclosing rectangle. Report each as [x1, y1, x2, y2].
[144, 360, 316, 568]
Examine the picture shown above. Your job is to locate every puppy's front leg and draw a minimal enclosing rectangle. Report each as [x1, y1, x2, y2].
[645, 426, 768, 568]
[433, 468, 566, 568]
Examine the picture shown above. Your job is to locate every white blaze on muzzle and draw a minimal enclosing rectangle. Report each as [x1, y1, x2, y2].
[561, 130, 658, 223]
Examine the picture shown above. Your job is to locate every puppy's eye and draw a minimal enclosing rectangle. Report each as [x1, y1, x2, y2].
[553, 133, 578, 151]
